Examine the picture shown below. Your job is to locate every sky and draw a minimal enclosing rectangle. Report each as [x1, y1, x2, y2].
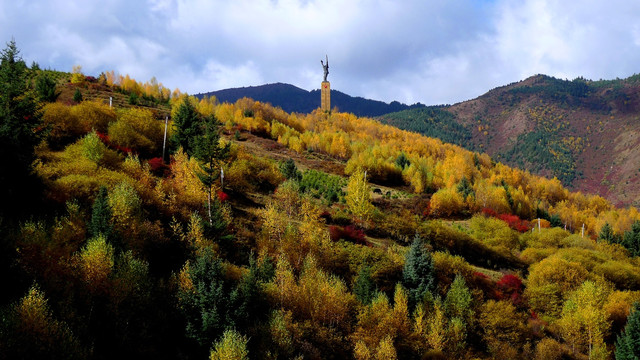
[2, 0, 640, 106]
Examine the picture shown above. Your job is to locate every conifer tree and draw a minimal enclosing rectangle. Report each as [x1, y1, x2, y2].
[171, 97, 201, 156]
[179, 247, 230, 347]
[622, 221, 640, 257]
[192, 115, 230, 226]
[354, 265, 376, 305]
[0, 40, 42, 215]
[35, 72, 59, 102]
[616, 302, 640, 360]
[457, 176, 474, 199]
[279, 158, 301, 181]
[88, 186, 113, 240]
[598, 222, 617, 244]
[73, 88, 83, 103]
[402, 233, 436, 311]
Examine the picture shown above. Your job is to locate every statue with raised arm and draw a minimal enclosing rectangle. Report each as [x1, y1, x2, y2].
[321, 55, 329, 82]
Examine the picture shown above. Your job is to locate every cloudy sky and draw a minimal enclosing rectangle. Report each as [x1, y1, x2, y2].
[2, 0, 640, 105]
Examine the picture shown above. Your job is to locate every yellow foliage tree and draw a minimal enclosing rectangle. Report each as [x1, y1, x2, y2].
[557, 280, 611, 359]
[77, 235, 114, 294]
[346, 167, 375, 226]
[430, 187, 464, 217]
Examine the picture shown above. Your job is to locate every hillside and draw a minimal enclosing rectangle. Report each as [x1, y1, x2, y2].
[379, 74, 640, 207]
[3, 45, 640, 359]
[196, 82, 425, 117]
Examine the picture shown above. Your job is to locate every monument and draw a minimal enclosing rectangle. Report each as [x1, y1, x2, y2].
[321, 55, 330, 111]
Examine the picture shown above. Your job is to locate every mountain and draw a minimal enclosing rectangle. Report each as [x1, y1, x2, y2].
[196, 82, 425, 117]
[379, 74, 640, 207]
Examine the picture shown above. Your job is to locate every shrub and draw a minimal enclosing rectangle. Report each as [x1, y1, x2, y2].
[71, 100, 117, 133]
[329, 225, 367, 245]
[147, 157, 167, 176]
[225, 151, 283, 193]
[496, 274, 524, 305]
[108, 108, 163, 157]
[42, 103, 86, 149]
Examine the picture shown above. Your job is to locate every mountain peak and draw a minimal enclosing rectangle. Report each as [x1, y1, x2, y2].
[196, 83, 424, 117]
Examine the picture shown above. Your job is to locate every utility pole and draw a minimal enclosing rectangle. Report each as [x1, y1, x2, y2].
[162, 116, 168, 164]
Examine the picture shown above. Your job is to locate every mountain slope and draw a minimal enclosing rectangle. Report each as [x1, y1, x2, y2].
[196, 82, 424, 117]
[379, 74, 640, 207]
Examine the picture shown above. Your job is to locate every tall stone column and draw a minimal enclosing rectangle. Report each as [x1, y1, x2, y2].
[321, 81, 330, 111]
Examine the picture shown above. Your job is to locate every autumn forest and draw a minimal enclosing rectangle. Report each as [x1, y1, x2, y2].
[2, 40, 640, 360]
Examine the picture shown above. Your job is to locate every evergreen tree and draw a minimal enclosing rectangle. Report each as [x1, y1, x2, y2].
[354, 265, 376, 305]
[0, 40, 42, 216]
[179, 247, 230, 347]
[73, 88, 82, 102]
[395, 152, 410, 169]
[192, 115, 230, 226]
[599, 222, 618, 244]
[88, 187, 113, 240]
[171, 98, 201, 156]
[456, 176, 474, 199]
[616, 302, 640, 360]
[402, 233, 436, 311]
[622, 221, 640, 257]
[229, 256, 267, 330]
[279, 158, 301, 181]
[35, 72, 59, 102]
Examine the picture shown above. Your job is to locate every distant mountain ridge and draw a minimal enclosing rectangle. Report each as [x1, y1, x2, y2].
[379, 73, 640, 207]
[196, 82, 425, 117]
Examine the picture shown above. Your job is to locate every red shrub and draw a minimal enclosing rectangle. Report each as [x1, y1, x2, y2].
[329, 225, 366, 245]
[497, 213, 531, 232]
[96, 131, 132, 155]
[217, 191, 229, 202]
[496, 273, 524, 305]
[148, 157, 167, 176]
[482, 207, 531, 232]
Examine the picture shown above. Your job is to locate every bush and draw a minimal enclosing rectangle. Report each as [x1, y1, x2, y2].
[329, 225, 367, 245]
[108, 108, 163, 157]
[299, 169, 346, 205]
[430, 187, 464, 217]
[71, 100, 117, 133]
[42, 103, 87, 149]
[226, 151, 283, 193]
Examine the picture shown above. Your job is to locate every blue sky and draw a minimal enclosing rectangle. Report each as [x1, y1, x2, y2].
[2, 0, 640, 105]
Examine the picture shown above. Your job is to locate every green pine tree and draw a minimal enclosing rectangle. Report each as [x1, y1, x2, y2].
[279, 158, 301, 181]
[353, 265, 376, 305]
[35, 72, 59, 102]
[456, 176, 474, 199]
[616, 302, 640, 360]
[598, 222, 618, 244]
[622, 221, 640, 257]
[88, 187, 113, 240]
[192, 115, 230, 226]
[402, 233, 436, 311]
[395, 152, 411, 169]
[0, 40, 42, 216]
[73, 88, 83, 102]
[179, 247, 230, 347]
[171, 98, 201, 156]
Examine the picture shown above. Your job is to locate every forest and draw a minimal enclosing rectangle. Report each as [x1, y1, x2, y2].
[2, 40, 640, 360]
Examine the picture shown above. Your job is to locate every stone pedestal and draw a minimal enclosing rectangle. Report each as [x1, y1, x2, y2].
[321, 81, 330, 111]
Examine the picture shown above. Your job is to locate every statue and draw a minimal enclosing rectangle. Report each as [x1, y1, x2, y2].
[321, 55, 329, 82]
